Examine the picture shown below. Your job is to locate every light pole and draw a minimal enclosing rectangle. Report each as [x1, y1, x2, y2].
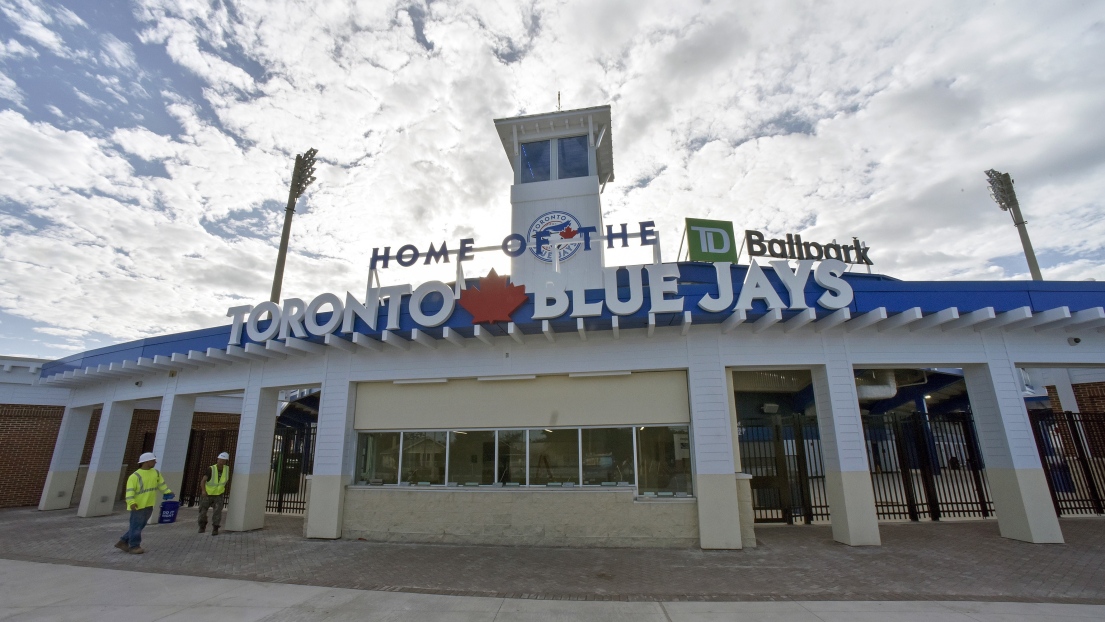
[270, 148, 318, 303]
[985, 169, 1042, 281]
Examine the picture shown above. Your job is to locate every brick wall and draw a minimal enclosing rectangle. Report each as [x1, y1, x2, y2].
[0, 404, 240, 509]
[1043, 383, 1105, 456]
[1072, 382, 1105, 413]
[0, 404, 65, 509]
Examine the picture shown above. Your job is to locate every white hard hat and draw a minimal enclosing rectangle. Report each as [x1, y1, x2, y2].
[218, 452, 230, 460]
[139, 452, 157, 463]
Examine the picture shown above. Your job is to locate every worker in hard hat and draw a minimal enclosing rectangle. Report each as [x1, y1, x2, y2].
[198, 451, 231, 535]
[115, 452, 173, 554]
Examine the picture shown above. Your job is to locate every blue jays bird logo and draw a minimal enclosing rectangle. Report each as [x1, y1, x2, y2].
[527, 210, 583, 263]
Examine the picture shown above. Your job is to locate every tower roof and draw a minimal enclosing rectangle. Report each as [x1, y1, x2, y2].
[493, 105, 614, 183]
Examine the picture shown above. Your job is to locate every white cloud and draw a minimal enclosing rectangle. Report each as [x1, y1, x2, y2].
[1, 0, 1105, 358]
[0, 70, 23, 106]
[0, 0, 75, 58]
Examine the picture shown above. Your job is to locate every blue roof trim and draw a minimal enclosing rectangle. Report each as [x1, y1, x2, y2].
[39, 263, 1105, 378]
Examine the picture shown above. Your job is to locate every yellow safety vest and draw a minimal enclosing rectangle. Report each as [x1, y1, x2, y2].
[205, 464, 229, 496]
[125, 468, 170, 510]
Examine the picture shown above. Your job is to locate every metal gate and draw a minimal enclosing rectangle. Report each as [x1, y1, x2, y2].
[266, 424, 315, 514]
[180, 428, 238, 506]
[863, 412, 993, 521]
[737, 413, 830, 524]
[1028, 410, 1105, 516]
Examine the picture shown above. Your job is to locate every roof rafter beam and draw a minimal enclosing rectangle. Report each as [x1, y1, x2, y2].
[411, 329, 438, 349]
[909, 308, 959, 332]
[382, 330, 410, 351]
[352, 333, 381, 352]
[286, 337, 326, 355]
[846, 307, 888, 332]
[942, 307, 995, 331]
[879, 308, 923, 332]
[324, 333, 357, 352]
[815, 308, 851, 333]
[783, 308, 817, 333]
[974, 306, 1031, 331]
[752, 308, 783, 333]
[442, 328, 466, 348]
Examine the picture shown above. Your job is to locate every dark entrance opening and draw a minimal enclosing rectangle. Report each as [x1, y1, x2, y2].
[734, 370, 830, 524]
[267, 390, 318, 514]
[180, 427, 239, 507]
[857, 369, 994, 521]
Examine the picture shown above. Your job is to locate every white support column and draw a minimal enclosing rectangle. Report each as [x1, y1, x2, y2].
[39, 404, 95, 511]
[225, 369, 279, 532]
[78, 398, 135, 518]
[811, 338, 881, 546]
[149, 389, 196, 522]
[962, 355, 1064, 543]
[686, 333, 743, 549]
[306, 351, 357, 539]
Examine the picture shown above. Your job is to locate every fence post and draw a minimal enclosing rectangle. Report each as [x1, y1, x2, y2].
[1065, 412, 1104, 515]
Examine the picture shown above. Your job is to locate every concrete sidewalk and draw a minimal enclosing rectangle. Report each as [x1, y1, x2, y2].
[2, 558, 1104, 621]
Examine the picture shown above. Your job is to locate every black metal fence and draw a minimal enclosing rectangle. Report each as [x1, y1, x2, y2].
[1028, 410, 1105, 516]
[863, 412, 993, 521]
[737, 413, 830, 524]
[266, 424, 315, 514]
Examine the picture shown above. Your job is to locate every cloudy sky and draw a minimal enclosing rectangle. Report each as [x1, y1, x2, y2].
[1, 0, 1103, 359]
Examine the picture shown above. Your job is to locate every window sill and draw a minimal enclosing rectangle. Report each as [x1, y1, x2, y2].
[347, 484, 638, 493]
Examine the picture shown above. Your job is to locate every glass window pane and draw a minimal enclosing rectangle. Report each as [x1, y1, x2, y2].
[519, 140, 551, 183]
[637, 426, 693, 495]
[582, 428, 634, 485]
[557, 135, 589, 179]
[401, 431, 447, 485]
[356, 432, 400, 485]
[497, 430, 526, 484]
[448, 431, 495, 485]
[529, 429, 580, 485]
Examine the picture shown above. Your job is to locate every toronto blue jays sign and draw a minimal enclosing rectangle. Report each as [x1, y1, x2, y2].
[225, 259, 853, 346]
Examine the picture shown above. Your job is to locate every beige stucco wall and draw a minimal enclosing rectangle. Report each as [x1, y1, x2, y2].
[355, 371, 690, 430]
[342, 488, 699, 548]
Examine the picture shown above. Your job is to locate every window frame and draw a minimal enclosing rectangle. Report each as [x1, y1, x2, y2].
[353, 424, 691, 497]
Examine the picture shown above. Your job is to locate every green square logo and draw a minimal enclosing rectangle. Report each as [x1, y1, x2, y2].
[685, 218, 738, 262]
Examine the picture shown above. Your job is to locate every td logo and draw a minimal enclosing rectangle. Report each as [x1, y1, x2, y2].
[685, 218, 738, 262]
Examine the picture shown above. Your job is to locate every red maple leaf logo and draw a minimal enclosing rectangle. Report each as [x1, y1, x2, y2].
[559, 226, 578, 239]
[457, 269, 528, 324]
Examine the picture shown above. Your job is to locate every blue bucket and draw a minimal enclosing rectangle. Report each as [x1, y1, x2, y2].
[158, 500, 180, 524]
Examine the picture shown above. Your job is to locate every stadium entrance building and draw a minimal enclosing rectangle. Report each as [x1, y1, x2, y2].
[28, 105, 1105, 549]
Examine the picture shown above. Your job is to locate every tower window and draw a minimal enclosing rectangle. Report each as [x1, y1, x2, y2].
[557, 135, 590, 179]
[519, 140, 551, 183]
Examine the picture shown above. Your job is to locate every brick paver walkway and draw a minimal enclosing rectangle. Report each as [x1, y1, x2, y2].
[1, 505, 1102, 603]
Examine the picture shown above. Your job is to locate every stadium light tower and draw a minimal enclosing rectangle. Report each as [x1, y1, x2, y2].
[270, 148, 318, 303]
[985, 169, 1042, 281]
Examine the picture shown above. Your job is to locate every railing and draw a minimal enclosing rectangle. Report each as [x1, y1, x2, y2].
[266, 424, 316, 514]
[863, 412, 992, 521]
[738, 413, 830, 524]
[1028, 410, 1105, 516]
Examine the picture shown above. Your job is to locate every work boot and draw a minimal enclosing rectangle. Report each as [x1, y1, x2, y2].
[212, 526, 219, 536]
[199, 524, 206, 533]
[114, 540, 129, 552]
[129, 547, 145, 554]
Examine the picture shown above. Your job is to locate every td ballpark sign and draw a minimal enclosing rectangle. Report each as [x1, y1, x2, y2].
[226, 260, 856, 346]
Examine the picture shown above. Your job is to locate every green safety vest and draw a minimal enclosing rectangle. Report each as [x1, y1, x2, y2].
[205, 464, 229, 496]
[126, 468, 170, 510]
